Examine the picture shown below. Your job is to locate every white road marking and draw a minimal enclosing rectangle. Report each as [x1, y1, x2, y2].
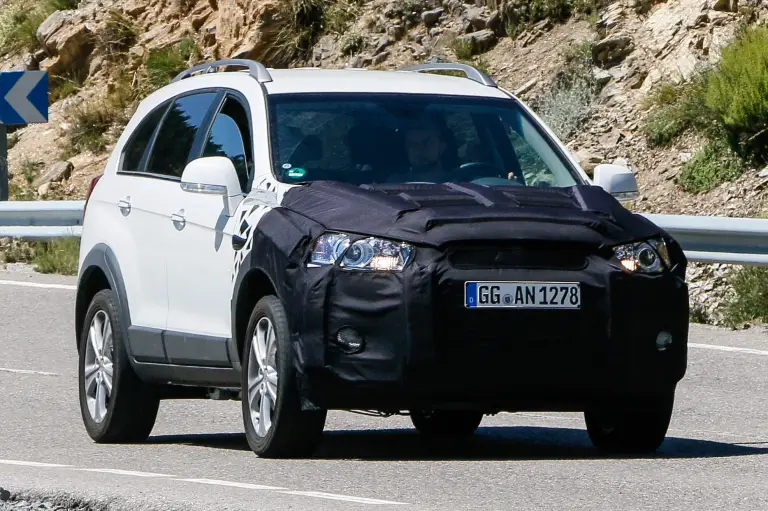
[75, 468, 175, 478]
[689, 342, 768, 357]
[0, 459, 407, 505]
[0, 459, 71, 468]
[0, 279, 76, 291]
[0, 367, 59, 376]
[280, 491, 407, 505]
[178, 478, 287, 491]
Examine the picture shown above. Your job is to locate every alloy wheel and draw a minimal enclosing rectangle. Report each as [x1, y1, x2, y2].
[83, 310, 114, 423]
[247, 317, 279, 437]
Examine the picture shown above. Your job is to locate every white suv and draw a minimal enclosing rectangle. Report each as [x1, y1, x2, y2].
[75, 59, 690, 458]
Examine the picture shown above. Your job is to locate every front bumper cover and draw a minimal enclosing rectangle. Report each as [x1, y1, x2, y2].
[290, 242, 689, 412]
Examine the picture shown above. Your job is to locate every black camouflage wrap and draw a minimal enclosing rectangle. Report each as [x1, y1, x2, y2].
[236, 181, 689, 412]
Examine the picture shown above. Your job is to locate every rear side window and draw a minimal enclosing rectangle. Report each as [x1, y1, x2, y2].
[121, 103, 169, 172]
[145, 92, 218, 178]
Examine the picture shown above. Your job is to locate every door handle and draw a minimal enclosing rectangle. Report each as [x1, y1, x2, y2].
[117, 197, 131, 216]
[171, 209, 186, 230]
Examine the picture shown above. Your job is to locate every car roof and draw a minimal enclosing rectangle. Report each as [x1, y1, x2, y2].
[260, 68, 511, 99]
[137, 61, 517, 118]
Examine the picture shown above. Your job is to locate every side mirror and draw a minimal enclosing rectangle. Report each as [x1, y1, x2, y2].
[180, 156, 243, 216]
[592, 163, 640, 201]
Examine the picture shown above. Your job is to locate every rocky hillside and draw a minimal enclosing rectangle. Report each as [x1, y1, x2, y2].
[1, 0, 767, 326]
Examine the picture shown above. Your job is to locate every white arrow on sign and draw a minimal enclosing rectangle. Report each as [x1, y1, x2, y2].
[4, 71, 47, 124]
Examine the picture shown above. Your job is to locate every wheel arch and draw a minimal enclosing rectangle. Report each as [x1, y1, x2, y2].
[76, 244, 132, 355]
[232, 267, 279, 365]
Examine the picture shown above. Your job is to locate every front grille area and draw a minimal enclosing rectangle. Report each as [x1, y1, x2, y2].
[427, 270, 612, 390]
[445, 242, 594, 271]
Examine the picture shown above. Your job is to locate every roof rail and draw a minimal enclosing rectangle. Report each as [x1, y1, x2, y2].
[172, 59, 273, 83]
[399, 62, 497, 87]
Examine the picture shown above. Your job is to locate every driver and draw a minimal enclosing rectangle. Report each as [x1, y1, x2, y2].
[388, 117, 449, 183]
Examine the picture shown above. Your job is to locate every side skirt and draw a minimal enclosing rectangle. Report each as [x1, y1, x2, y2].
[132, 361, 241, 388]
[128, 327, 242, 391]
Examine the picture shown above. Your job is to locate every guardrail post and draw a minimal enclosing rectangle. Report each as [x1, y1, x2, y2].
[0, 124, 7, 201]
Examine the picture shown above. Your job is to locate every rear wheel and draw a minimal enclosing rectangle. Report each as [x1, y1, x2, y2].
[241, 296, 327, 458]
[410, 410, 484, 439]
[78, 289, 159, 443]
[584, 389, 676, 454]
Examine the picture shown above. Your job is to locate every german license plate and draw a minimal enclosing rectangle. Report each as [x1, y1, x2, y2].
[464, 281, 581, 309]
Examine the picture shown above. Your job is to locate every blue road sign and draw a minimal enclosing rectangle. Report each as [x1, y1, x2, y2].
[0, 70, 48, 126]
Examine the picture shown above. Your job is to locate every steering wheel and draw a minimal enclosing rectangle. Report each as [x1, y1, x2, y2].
[454, 161, 522, 186]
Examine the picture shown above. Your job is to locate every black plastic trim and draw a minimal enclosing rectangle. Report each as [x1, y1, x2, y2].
[132, 362, 240, 387]
[129, 326, 167, 363]
[163, 331, 232, 367]
[77, 243, 136, 363]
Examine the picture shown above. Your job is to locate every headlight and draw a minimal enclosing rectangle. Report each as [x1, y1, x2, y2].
[612, 238, 672, 273]
[309, 232, 414, 271]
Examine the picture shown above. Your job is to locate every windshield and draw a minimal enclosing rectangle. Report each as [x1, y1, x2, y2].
[266, 93, 584, 188]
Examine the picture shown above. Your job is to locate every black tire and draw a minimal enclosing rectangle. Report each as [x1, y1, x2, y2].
[78, 289, 159, 443]
[584, 389, 676, 455]
[241, 295, 327, 458]
[410, 410, 484, 439]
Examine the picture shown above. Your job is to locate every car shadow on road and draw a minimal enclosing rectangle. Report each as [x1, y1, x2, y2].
[146, 426, 768, 461]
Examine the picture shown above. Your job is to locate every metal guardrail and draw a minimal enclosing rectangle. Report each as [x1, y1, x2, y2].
[0, 200, 84, 239]
[0, 201, 766, 266]
[641, 213, 768, 266]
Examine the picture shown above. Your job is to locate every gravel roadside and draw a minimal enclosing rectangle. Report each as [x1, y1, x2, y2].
[0, 488, 104, 511]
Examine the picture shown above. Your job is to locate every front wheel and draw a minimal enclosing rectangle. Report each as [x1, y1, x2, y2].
[241, 296, 327, 458]
[584, 390, 676, 454]
[410, 410, 484, 439]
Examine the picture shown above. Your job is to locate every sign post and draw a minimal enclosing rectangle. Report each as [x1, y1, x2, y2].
[0, 70, 49, 201]
[0, 124, 7, 201]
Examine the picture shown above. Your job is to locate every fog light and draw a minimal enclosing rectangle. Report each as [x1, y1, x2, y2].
[656, 331, 673, 351]
[333, 327, 365, 354]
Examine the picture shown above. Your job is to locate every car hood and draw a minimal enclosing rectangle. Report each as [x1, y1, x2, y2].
[278, 181, 670, 249]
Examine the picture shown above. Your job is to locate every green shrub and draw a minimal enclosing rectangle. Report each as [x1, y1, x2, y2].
[677, 136, 746, 193]
[340, 32, 364, 55]
[502, 0, 609, 38]
[534, 40, 598, 141]
[724, 267, 768, 328]
[640, 26, 768, 192]
[384, 0, 425, 28]
[1, 238, 80, 275]
[64, 100, 115, 155]
[8, 158, 43, 200]
[175, 0, 197, 14]
[325, 0, 364, 34]
[642, 72, 717, 147]
[97, 10, 138, 59]
[0, 0, 80, 58]
[32, 238, 80, 276]
[44, 0, 79, 9]
[62, 84, 134, 157]
[0, 4, 48, 57]
[255, 0, 327, 68]
[49, 68, 87, 104]
[705, 25, 768, 162]
[1, 240, 35, 264]
[689, 304, 710, 324]
[451, 38, 474, 60]
[145, 38, 202, 89]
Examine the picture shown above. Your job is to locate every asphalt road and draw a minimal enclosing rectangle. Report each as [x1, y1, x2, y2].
[1, 265, 767, 511]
